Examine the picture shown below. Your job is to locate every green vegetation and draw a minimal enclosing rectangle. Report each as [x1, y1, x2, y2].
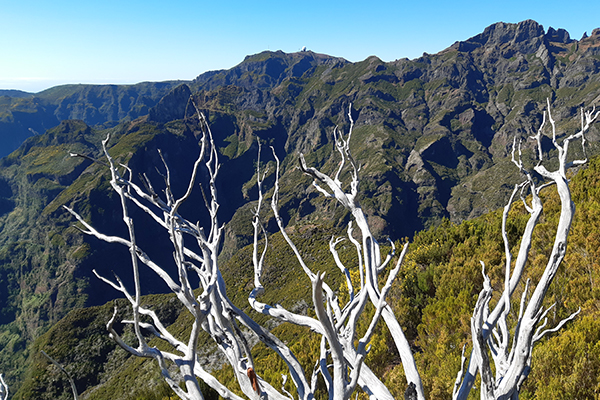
[14, 151, 600, 399]
[1, 20, 600, 399]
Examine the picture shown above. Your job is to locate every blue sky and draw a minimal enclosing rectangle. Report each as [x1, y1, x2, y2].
[1, 0, 599, 93]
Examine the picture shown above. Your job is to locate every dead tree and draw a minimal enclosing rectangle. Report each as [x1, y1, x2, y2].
[65, 100, 597, 400]
[0, 373, 7, 400]
[453, 99, 599, 400]
[41, 350, 79, 400]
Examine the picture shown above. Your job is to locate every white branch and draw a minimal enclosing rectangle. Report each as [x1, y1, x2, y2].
[454, 99, 595, 400]
[41, 351, 79, 400]
[0, 374, 7, 400]
[66, 99, 591, 400]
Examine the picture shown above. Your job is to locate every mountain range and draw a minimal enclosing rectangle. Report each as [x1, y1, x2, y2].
[0, 19, 599, 398]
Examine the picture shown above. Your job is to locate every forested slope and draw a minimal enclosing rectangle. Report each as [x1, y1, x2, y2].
[14, 149, 600, 400]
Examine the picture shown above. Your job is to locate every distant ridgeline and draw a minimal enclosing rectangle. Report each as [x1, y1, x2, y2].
[0, 19, 599, 398]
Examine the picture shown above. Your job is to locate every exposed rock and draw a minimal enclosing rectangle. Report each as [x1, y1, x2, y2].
[536, 42, 553, 68]
[546, 26, 572, 43]
[148, 84, 192, 123]
[461, 20, 545, 54]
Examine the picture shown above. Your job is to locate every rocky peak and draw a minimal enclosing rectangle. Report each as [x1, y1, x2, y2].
[455, 20, 545, 54]
[546, 27, 572, 43]
[580, 28, 600, 55]
[469, 19, 544, 46]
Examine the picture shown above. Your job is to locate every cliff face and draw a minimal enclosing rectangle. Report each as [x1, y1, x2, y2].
[1, 20, 600, 395]
[0, 82, 184, 158]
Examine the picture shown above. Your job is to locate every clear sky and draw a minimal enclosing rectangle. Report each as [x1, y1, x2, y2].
[1, 0, 599, 93]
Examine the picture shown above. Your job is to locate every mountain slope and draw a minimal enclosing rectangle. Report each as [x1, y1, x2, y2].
[0, 19, 599, 395]
[189, 21, 600, 242]
[0, 90, 34, 99]
[14, 138, 600, 400]
[0, 81, 185, 158]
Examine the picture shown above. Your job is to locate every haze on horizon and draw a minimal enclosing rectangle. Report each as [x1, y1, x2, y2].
[2, 0, 599, 93]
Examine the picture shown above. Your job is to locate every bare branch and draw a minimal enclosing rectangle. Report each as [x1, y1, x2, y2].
[454, 99, 595, 400]
[533, 308, 581, 343]
[41, 351, 79, 400]
[0, 374, 7, 400]
[66, 99, 591, 400]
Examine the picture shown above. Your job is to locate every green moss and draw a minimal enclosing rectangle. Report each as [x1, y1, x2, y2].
[48, 232, 65, 247]
[107, 125, 160, 161]
[415, 133, 445, 153]
[69, 243, 90, 261]
[514, 84, 554, 104]
[221, 134, 239, 159]
[496, 84, 514, 105]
